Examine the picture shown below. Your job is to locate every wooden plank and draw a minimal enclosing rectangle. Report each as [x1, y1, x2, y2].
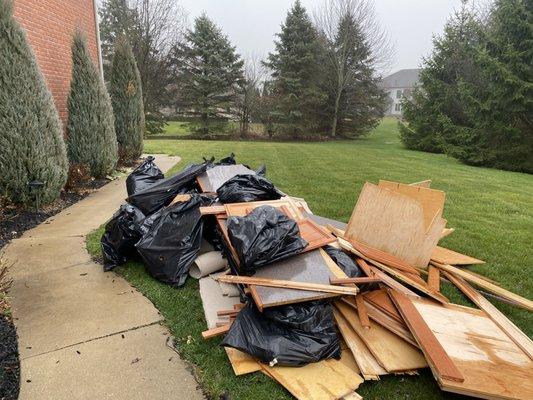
[363, 289, 404, 324]
[260, 349, 364, 400]
[354, 257, 374, 277]
[169, 194, 191, 205]
[225, 348, 262, 376]
[431, 246, 485, 265]
[350, 238, 420, 275]
[442, 270, 533, 360]
[388, 290, 464, 382]
[391, 291, 533, 400]
[330, 277, 381, 285]
[433, 262, 533, 311]
[334, 308, 387, 380]
[336, 301, 427, 373]
[339, 238, 447, 303]
[345, 182, 446, 268]
[427, 265, 440, 292]
[217, 275, 359, 296]
[378, 179, 445, 229]
[200, 205, 226, 215]
[355, 295, 371, 329]
[201, 324, 231, 339]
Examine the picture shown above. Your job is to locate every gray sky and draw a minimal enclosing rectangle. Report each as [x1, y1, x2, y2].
[178, 0, 468, 75]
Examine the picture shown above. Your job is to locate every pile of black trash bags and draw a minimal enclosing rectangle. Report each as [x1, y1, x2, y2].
[100, 154, 364, 368]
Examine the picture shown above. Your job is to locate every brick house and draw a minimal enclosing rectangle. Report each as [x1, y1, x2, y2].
[13, 0, 102, 125]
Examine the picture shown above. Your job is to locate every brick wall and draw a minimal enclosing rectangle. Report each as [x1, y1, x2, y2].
[13, 0, 101, 126]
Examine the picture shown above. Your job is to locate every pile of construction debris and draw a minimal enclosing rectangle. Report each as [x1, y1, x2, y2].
[101, 155, 533, 400]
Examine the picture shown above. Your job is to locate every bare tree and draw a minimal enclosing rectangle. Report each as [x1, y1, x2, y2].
[314, 0, 394, 137]
[236, 54, 267, 137]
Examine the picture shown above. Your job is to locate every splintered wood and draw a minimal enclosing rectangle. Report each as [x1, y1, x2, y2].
[345, 182, 446, 268]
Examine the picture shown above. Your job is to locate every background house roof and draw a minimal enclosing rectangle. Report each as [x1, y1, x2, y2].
[381, 69, 421, 89]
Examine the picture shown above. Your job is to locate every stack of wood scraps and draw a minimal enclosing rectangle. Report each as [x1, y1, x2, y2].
[190, 177, 533, 400]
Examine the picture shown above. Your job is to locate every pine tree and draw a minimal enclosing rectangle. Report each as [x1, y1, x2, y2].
[67, 31, 118, 178]
[265, 0, 326, 135]
[0, 0, 68, 205]
[171, 14, 244, 135]
[399, 1, 481, 153]
[452, 0, 533, 172]
[324, 12, 386, 138]
[109, 37, 145, 164]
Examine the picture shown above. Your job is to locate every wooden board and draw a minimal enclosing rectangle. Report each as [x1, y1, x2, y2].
[442, 271, 533, 360]
[363, 289, 404, 324]
[334, 308, 387, 380]
[338, 238, 448, 304]
[427, 265, 440, 292]
[260, 349, 364, 400]
[335, 301, 427, 373]
[225, 198, 303, 220]
[196, 164, 255, 193]
[433, 262, 533, 311]
[431, 246, 485, 265]
[225, 348, 261, 376]
[378, 179, 445, 229]
[345, 182, 446, 269]
[217, 275, 359, 295]
[390, 292, 533, 400]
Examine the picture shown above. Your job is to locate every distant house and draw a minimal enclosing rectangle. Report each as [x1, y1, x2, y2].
[13, 0, 102, 126]
[381, 69, 420, 116]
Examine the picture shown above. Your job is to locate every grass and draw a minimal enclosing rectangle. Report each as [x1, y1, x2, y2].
[156, 120, 196, 137]
[87, 117, 533, 400]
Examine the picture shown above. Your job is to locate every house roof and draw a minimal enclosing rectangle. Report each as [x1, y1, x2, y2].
[381, 69, 421, 89]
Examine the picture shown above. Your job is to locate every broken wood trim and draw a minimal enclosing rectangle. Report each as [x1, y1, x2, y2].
[200, 205, 226, 215]
[388, 290, 464, 383]
[442, 270, 533, 360]
[355, 295, 371, 329]
[202, 323, 231, 339]
[432, 262, 533, 311]
[217, 275, 359, 296]
[427, 265, 440, 292]
[330, 277, 381, 285]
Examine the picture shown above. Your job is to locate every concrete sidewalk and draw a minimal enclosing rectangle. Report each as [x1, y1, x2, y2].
[4, 155, 205, 400]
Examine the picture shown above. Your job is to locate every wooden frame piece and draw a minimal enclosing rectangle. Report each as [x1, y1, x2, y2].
[330, 277, 381, 285]
[217, 275, 359, 296]
[202, 323, 232, 339]
[388, 290, 464, 382]
[432, 262, 533, 311]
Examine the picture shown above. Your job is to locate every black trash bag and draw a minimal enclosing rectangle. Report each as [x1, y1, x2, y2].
[126, 156, 165, 196]
[255, 164, 266, 176]
[226, 206, 308, 274]
[215, 153, 236, 166]
[127, 161, 211, 215]
[101, 204, 145, 271]
[216, 174, 283, 204]
[135, 194, 213, 287]
[221, 301, 341, 367]
[323, 245, 363, 278]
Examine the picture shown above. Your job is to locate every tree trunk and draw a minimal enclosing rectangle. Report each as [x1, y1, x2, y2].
[331, 84, 342, 138]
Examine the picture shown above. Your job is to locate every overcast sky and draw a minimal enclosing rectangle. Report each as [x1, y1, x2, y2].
[177, 0, 470, 76]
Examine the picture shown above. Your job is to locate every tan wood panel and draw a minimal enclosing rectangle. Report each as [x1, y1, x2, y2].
[431, 246, 485, 265]
[336, 301, 427, 373]
[345, 182, 446, 268]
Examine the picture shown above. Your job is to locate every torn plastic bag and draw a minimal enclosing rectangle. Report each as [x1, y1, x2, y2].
[135, 195, 214, 287]
[101, 204, 145, 271]
[216, 174, 283, 204]
[127, 161, 211, 215]
[126, 156, 165, 196]
[221, 301, 341, 367]
[226, 205, 307, 274]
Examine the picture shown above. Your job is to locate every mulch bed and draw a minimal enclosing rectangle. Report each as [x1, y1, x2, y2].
[0, 315, 19, 400]
[0, 178, 108, 251]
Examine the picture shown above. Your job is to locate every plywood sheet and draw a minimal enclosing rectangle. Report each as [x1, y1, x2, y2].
[378, 179, 445, 229]
[225, 348, 261, 376]
[392, 293, 533, 400]
[261, 349, 363, 400]
[335, 301, 427, 373]
[431, 246, 485, 265]
[197, 164, 255, 193]
[250, 250, 339, 309]
[345, 182, 446, 269]
[334, 308, 387, 379]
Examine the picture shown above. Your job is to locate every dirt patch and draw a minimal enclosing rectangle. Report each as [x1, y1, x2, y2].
[0, 315, 19, 400]
[0, 179, 108, 251]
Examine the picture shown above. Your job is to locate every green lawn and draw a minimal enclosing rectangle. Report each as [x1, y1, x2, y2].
[87, 117, 533, 400]
[156, 120, 196, 137]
